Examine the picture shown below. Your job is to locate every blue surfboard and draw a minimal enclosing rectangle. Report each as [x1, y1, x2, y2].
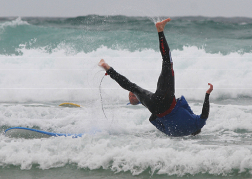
[4, 127, 84, 139]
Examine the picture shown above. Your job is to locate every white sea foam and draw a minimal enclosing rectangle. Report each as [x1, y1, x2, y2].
[0, 45, 252, 175]
[0, 101, 252, 176]
[0, 57, 252, 176]
[0, 45, 251, 102]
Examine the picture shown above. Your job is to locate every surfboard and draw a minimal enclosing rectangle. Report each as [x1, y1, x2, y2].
[59, 102, 81, 107]
[4, 127, 83, 139]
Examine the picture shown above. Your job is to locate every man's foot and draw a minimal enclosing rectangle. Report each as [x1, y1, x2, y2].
[98, 59, 110, 71]
[156, 18, 171, 32]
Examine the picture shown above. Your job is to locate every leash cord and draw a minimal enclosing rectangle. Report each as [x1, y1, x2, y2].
[99, 74, 108, 120]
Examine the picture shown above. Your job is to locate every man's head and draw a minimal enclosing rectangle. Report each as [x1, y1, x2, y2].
[129, 92, 139, 105]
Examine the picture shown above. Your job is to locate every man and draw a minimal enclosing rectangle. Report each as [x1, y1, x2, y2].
[99, 18, 213, 137]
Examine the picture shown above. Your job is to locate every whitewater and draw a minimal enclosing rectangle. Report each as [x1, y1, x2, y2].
[0, 16, 252, 178]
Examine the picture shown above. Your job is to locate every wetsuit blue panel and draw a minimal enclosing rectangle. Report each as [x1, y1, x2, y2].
[150, 96, 207, 137]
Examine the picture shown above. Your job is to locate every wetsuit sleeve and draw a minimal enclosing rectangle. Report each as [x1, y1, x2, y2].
[191, 94, 210, 136]
[200, 93, 210, 119]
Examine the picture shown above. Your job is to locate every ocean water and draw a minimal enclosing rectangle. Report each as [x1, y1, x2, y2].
[0, 15, 252, 178]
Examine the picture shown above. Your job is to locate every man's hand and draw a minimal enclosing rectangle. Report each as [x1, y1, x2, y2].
[206, 83, 213, 94]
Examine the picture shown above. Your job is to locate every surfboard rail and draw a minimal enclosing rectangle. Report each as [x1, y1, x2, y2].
[4, 127, 83, 138]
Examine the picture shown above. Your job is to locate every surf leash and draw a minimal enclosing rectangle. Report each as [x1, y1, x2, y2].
[99, 73, 108, 120]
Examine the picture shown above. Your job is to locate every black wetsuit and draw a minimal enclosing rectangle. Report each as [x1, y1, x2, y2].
[106, 31, 210, 136]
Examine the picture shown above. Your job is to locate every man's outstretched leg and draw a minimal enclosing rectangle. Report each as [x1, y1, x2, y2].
[151, 18, 176, 116]
[99, 59, 141, 93]
[156, 18, 173, 64]
[99, 59, 155, 111]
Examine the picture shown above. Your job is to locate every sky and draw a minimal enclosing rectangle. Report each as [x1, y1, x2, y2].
[0, 0, 252, 18]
